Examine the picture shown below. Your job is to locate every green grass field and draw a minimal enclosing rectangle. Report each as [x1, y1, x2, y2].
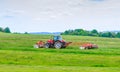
[0, 32, 120, 72]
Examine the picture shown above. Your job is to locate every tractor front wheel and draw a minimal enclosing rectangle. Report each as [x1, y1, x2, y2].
[54, 42, 62, 49]
[44, 43, 50, 48]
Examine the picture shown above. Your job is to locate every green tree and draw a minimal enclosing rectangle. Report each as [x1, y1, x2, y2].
[24, 32, 28, 34]
[116, 32, 120, 38]
[61, 29, 74, 35]
[110, 32, 116, 38]
[91, 29, 98, 34]
[90, 29, 99, 36]
[101, 32, 115, 38]
[0, 27, 3, 32]
[74, 29, 86, 35]
[62, 28, 117, 38]
[4, 27, 11, 33]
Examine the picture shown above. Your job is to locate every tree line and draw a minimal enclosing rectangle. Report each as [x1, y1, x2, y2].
[61, 29, 120, 38]
[0, 27, 11, 33]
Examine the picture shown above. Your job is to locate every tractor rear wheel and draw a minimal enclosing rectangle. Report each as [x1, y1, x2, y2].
[54, 42, 62, 49]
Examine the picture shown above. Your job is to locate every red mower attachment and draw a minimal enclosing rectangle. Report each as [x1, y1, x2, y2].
[80, 43, 98, 49]
[34, 40, 45, 48]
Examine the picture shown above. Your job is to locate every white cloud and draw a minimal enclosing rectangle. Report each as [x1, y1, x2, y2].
[0, 0, 120, 32]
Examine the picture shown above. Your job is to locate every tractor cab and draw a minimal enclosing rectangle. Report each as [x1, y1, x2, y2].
[53, 35, 62, 41]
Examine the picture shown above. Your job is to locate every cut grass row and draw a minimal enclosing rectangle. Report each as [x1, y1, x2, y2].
[0, 50, 120, 67]
[0, 47, 120, 56]
[0, 65, 120, 72]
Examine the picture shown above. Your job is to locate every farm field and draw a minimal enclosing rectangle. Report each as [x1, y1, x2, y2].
[0, 32, 120, 72]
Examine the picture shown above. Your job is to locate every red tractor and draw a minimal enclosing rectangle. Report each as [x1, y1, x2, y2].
[34, 35, 72, 49]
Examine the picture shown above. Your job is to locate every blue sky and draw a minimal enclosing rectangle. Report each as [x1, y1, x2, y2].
[0, 0, 120, 33]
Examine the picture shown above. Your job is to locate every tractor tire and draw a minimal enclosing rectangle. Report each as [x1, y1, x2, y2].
[85, 47, 89, 49]
[44, 43, 50, 48]
[54, 42, 62, 49]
